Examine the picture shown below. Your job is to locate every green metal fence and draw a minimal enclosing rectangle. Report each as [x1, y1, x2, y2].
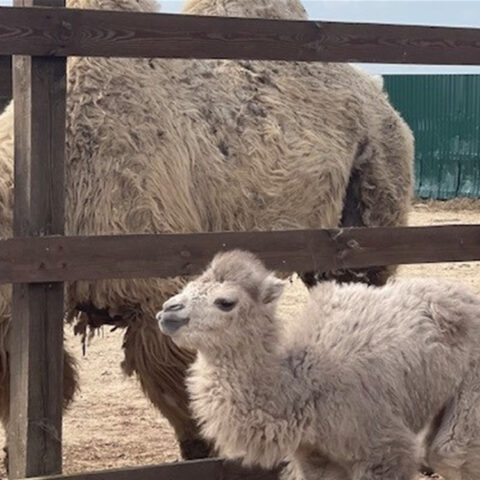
[384, 74, 480, 199]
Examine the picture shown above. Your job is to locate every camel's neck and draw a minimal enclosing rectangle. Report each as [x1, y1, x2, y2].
[183, 0, 308, 20]
[200, 324, 301, 416]
[66, 0, 158, 13]
[192, 326, 308, 467]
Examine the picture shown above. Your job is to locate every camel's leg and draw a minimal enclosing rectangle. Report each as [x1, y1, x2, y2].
[0, 344, 78, 474]
[298, 459, 349, 480]
[299, 167, 393, 289]
[425, 368, 480, 480]
[345, 127, 413, 286]
[348, 422, 419, 480]
[122, 320, 214, 460]
[458, 448, 480, 480]
[351, 460, 416, 480]
[285, 448, 350, 480]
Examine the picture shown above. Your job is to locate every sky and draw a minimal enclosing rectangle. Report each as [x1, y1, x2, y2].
[2, 0, 480, 74]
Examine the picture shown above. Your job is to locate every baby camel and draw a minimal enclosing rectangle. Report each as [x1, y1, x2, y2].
[157, 250, 480, 480]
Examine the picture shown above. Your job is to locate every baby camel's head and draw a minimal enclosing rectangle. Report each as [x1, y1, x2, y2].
[156, 250, 286, 351]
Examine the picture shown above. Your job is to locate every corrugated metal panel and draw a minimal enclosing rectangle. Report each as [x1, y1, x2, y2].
[384, 75, 480, 199]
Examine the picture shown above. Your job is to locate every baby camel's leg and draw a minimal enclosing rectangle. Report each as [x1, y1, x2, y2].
[350, 436, 418, 480]
[425, 365, 480, 480]
[303, 461, 349, 480]
[351, 461, 416, 480]
[288, 451, 350, 480]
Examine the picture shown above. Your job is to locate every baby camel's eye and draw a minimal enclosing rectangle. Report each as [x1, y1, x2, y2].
[214, 298, 237, 312]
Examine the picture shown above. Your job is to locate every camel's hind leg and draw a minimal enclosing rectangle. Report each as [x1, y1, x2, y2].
[425, 365, 480, 480]
[299, 166, 394, 289]
[0, 345, 78, 473]
[301, 121, 414, 290]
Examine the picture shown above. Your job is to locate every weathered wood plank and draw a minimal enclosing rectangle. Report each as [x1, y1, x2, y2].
[0, 7, 479, 64]
[221, 460, 281, 480]
[9, 0, 66, 477]
[0, 97, 9, 112]
[0, 225, 479, 285]
[30, 459, 223, 480]
[0, 55, 11, 98]
[29, 459, 279, 480]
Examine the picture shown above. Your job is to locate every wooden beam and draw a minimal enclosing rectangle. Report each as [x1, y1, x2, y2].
[0, 7, 480, 64]
[29, 459, 279, 480]
[0, 55, 11, 98]
[0, 224, 478, 285]
[9, 0, 66, 477]
[0, 97, 9, 112]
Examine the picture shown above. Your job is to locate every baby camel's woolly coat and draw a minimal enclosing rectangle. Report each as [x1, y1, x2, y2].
[170, 251, 480, 480]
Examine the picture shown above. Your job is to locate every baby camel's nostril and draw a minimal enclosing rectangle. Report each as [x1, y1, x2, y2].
[164, 303, 184, 313]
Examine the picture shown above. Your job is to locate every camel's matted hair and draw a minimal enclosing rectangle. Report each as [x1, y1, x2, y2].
[0, 0, 413, 464]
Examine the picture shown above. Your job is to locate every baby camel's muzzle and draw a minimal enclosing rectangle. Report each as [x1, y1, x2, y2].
[157, 304, 190, 335]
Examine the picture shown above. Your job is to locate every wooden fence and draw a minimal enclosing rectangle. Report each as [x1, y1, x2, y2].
[0, 1, 479, 479]
[29, 459, 281, 480]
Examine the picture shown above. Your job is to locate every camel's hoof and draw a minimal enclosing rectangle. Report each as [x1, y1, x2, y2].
[179, 438, 213, 460]
[420, 465, 436, 477]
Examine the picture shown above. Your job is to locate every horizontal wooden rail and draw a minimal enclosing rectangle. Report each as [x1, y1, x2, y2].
[30, 458, 279, 480]
[0, 224, 479, 284]
[0, 6, 480, 64]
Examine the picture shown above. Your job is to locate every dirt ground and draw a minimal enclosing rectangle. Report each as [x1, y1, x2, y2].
[1, 201, 479, 479]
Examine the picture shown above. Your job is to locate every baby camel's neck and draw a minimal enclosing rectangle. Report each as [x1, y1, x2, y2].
[200, 325, 307, 418]
[191, 328, 309, 468]
[210, 337, 286, 384]
[204, 320, 287, 383]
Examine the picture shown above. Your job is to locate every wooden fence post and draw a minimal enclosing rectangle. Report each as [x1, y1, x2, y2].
[8, 0, 66, 477]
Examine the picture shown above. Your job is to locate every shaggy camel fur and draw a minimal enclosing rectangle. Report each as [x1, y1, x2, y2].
[159, 250, 480, 480]
[0, 0, 413, 463]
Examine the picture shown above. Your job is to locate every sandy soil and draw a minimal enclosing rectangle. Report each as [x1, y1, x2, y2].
[1, 201, 479, 479]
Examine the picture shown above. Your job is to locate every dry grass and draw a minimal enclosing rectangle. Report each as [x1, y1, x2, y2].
[413, 197, 480, 212]
[1, 201, 479, 479]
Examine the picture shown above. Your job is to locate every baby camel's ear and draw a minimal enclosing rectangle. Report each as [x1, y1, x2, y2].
[261, 274, 287, 304]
